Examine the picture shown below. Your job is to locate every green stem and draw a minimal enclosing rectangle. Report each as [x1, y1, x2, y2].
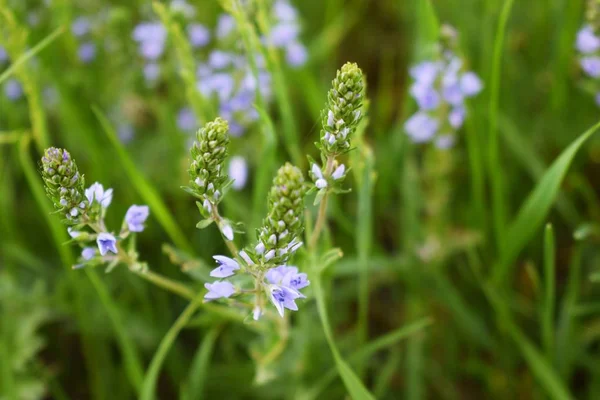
[140, 293, 205, 400]
[135, 270, 196, 301]
[309, 157, 335, 249]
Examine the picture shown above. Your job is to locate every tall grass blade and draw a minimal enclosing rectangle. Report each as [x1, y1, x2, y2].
[93, 107, 195, 254]
[141, 294, 204, 400]
[542, 224, 556, 363]
[494, 120, 600, 284]
[487, 0, 516, 254]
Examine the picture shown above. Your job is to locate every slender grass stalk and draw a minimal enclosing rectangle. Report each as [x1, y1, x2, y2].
[93, 107, 195, 254]
[355, 147, 375, 371]
[0, 26, 64, 85]
[184, 327, 221, 400]
[141, 293, 205, 400]
[542, 224, 556, 363]
[487, 0, 516, 255]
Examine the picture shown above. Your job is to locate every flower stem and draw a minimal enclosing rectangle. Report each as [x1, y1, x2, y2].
[210, 203, 239, 257]
[135, 270, 195, 301]
[309, 156, 335, 249]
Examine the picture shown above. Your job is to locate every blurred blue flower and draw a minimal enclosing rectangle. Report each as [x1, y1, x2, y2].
[177, 107, 197, 132]
[133, 22, 167, 60]
[405, 45, 482, 146]
[117, 124, 135, 143]
[577, 25, 600, 54]
[204, 281, 235, 300]
[0, 46, 7, 63]
[228, 156, 248, 190]
[4, 79, 23, 101]
[286, 42, 308, 67]
[581, 56, 600, 78]
[143, 63, 161, 82]
[188, 23, 210, 48]
[81, 247, 96, 260]
[404, 112, 439, 143]
[78, 42, 96, 63]
[72, 16, 91, 37]
[216, 14, 236, 39]
[125, 205, 149, 232]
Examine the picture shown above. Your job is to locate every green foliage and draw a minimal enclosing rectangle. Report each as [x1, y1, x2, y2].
[4, 0, 600, 399]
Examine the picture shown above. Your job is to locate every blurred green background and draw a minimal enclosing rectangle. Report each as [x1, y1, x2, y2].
[2, 0, 600, 399]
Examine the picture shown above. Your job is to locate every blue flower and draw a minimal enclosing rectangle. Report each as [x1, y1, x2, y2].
[410, 82, 440, 110]
[435, 134, 455, 150]
[143, 63, 161, 82]
[581, 56, 600, 78]
[448, 106, 465, 129]
[204, 281, 235, 300]
[85, 182, 113, 208]
[81, 247, 96, 260]
[269, 284, 301, 317]
[460, 72, 483, 96]
[176, 107, 197, 132]
[97, 232, 118, 256]
[286, 42, 308, 67]
[0, 46, 7, 64]
[125, 205, 149, 232]
[78, 42, 96, 63]
[229, 156, 248, 190]
[266, 265, 310, 295]
[577, 25, 600, 54]
[133, 22, 167, 60]
[216, 14, 236, 39]
[188, 23, 210, 48]
[72, 16, 91, 37]
[4, 79, 23, 101]
[210, 255, 240, 278]
[410, 61, 440, 86]
[404, 112, 439, 143]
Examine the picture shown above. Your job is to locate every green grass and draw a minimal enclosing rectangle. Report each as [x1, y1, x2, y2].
[3, 0, 600, 399]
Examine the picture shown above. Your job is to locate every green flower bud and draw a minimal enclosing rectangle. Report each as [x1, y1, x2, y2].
[320, 62, 365, 156]
[40, 147, 87, 223]
[188, 117, 230, 204]
[256, 163, 306, 265]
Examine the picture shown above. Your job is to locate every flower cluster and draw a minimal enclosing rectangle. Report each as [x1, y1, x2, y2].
[72, 17, 97, 63]
[132, 21, 167, 83]
[309, 62, 365, 201]
[185, 117, 236, 240]
[263, 0, 308, 67]
[576, 1, 600, 105]
[40, 148, 149, 271]
[203, 163, 309, 319]
[404, 45, 483, 148]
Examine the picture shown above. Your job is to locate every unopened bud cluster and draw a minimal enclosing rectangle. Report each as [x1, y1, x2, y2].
[319, 62, 365, 156]
[40, 147, 87, 222]
[254, 163, 306, 266]
[188, 117, 231, 205]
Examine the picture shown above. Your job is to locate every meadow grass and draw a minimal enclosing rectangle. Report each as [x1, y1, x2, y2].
[2, 0, 600, 399]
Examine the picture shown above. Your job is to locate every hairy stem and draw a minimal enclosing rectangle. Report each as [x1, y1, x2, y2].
[309, 156, 335, 249]
[210, 203, 240, 256]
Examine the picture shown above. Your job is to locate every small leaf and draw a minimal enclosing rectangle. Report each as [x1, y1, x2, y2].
[196, 219, 214, 229]
[313, 188, 327, 206]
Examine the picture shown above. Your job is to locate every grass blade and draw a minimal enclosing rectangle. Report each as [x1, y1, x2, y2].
[542, 224, 556, 363]
[487, 0, 516, 255]
[0, 26, 64, 85]
[494, 119, 600, 284]
[92, 106, 195, 254]
[141, 294, 204, 400]
[85, 270, 145, 393]
[184, 327, 221, 400]
[312, 271, 375, 400]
